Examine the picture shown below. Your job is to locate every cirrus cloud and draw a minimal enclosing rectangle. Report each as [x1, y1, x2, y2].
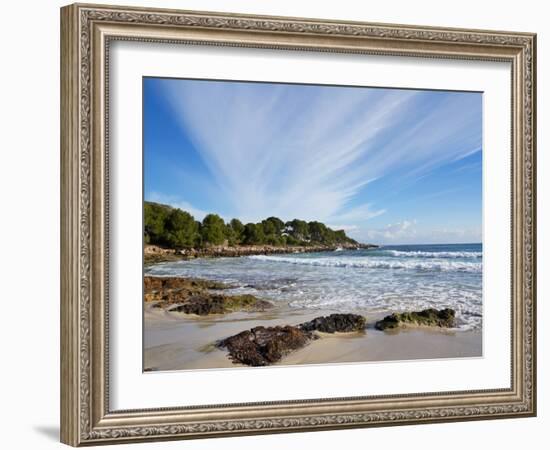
[145, 78, 482, 241]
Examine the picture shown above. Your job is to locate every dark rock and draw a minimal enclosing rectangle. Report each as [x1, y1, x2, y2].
[144, 276, 227, 292]
[299, 314, 366, 333]
[218, 325, 313, 366]
[169, 294, 273, 316]
[375, 314, 400, 330]
[223, 294, 274, 312]
[375, 308, 456, 330]
[218, 313, 369, 366]
[170, 295, 227, 315]
[144, 275, 274, 314]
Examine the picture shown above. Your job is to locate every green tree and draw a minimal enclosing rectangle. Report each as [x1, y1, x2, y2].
[224, 224, 238, 246]
[334, 229, 350, 243]
[261, 219, 277, 237]
[243, 223, 265, 245]
[194, 221, 203, 247]
[164, 209, 198, 248]
[229, 218, 245, 244]
[285, 235, 300, 246]
[143, 201, 357, 249]
[201, 214, 226, 245]
[261, 217, 283, 245]
[266, 234, 282, 245]
[308, 221, 329, 243]
[144, 202, 169, 244]
[262, 217, 284, 235]
[286, 219, 309, 242]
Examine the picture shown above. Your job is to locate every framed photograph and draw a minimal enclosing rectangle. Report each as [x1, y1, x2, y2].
[60, 3, 536, 446]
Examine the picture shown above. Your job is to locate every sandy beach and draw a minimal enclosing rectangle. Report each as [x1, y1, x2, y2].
[144, 303, 482, 371]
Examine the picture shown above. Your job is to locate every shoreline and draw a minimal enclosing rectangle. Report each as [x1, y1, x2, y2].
[144, 303, 482, 371]
[143, 273, 482, 371]
[144, 242, 377, 264]
[143, 250, 483, 372]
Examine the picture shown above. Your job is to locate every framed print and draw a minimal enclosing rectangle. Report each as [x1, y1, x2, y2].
[60, 3, 537, 446]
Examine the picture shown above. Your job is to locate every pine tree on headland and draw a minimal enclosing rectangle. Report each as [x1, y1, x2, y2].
[144, 201, 357, 249]
[200, 214, 226, 246]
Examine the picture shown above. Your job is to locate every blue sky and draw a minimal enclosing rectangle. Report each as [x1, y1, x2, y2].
[144, 77, 482, 245]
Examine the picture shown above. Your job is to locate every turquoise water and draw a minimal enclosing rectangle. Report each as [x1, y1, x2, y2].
[146, 243, 483, 330]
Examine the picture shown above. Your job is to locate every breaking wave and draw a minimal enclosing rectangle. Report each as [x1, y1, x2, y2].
[248, 255, 482, 273]
[384, 250, 482, 259]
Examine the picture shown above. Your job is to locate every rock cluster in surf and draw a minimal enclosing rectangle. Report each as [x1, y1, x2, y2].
[375, 308, 456, 330]
[217, 313, 367, 366]
[145, 275, 458, 367]
[299, 314, 367, 334]
[144, 276, 273, 315]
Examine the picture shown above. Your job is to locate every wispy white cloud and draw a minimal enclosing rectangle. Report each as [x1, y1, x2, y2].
[452, 159, 482, 173]
[147, 192, 211, 221]
[353, 219, 481, 245]
[360, 220, 417, 242]
[153, 80, 481, 230]
[326, 203, 386, 226]
[327, 224, 359, 232]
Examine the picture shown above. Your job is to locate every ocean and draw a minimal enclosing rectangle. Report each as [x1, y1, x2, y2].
[145, 243, 482, 330]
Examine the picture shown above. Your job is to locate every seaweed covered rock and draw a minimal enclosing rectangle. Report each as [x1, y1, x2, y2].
[299, 314, 366, 333]
[375, 308, 456, 330]
[144, 276, 227, 293]
[144, 275, 273, 315]
[223, 294, 273, 312]
[217, 325, 313, 366]
[144, 276, 229, 303]
[170, 295, 227, 315]
[169, 294, 273, 316]
[218, 314, 370, 366]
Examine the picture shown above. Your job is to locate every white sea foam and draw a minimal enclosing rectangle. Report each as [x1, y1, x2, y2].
[385, 250, 482, 259]
[248, 254, 482, 273]
[146, 245, 483, 331]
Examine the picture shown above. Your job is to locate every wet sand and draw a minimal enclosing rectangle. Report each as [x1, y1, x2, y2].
[144, 304, 482, 371]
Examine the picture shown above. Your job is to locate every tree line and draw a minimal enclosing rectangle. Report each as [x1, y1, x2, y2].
[144, 201, 357, 249]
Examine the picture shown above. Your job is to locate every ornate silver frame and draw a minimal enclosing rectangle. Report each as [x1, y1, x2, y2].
[60, 3, 536, 446]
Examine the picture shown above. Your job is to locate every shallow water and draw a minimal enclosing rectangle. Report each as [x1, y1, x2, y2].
[145, 243, 483, 330]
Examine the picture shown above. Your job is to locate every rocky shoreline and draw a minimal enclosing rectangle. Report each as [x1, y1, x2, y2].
[144, 242, 377, 264]
[144, 276, 273, 315]
[144, 275, 458, 367]
[217, 314, 366, 367]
